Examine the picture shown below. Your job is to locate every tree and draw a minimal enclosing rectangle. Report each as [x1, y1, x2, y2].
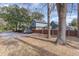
[32, 11, 44, 20]
[70, 18, 77, 27]
[56, 3, 67, 45]
[77, 4, 79, 37]
[0, 5, 31, 31]
[47, 3, 51, 39]
[0, 4, 44, 32]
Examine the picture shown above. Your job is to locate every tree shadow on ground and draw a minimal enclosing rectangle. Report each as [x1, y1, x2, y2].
[67, 36, 79, 50]
[67, 43, 79, 50]
[8, 37, 57, 56]
[0, 37, 19, 47]
[66, 39, 79, 50]
[23, 35, 79, 50]
[25, 35, 79, 50]
[24, 35, 56, 44]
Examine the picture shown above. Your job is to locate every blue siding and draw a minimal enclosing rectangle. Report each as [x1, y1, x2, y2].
[31, 20, 36, 28]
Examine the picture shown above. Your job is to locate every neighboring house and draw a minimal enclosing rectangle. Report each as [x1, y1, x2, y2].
[51, 21, 58, 29]
[52, 26, 77, 30]
[31, 19, 58, 30]
[31, 19, 48, 30]
[66, 26, 77, 30]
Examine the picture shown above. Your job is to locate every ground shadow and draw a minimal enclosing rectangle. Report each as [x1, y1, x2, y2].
[66, 40, 79, 50]
[24, 35, 56, 44]
[27, 35, 79, 50]
[0, 39, 19, 47]
[8, 37, 57, 56]
[67, 43, 79, 50]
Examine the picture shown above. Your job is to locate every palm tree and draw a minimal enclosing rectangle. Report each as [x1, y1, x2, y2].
[77, 4, 79, 37]
[56, 3, 67, 45]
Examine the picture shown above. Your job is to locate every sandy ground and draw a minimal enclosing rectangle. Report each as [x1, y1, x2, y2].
[0, 32, 79, 56]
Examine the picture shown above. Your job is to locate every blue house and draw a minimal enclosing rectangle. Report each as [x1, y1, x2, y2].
[51, 21, 58, 29]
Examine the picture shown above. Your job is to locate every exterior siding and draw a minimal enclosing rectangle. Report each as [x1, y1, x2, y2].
[31, 20, 48, 30]
[31, 20, 36, 28]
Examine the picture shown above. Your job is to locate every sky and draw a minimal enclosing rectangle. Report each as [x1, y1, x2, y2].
[0, 3, 77, 25]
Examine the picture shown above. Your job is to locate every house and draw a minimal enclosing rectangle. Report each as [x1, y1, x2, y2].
[25, 20, 58, 33]
[31, 19, 48, 30]
[31, 19, 58, 30]
[51, 21, 58, 29]
[66, 26, 77, 30]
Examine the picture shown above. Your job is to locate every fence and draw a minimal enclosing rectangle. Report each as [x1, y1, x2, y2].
[32, 29, 77, 36]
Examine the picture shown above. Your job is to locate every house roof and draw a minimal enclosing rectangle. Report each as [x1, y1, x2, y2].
[33, 19, 47, 24]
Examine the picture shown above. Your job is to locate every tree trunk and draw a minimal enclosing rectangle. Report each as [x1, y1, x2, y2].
[15, 24, 18, 31]
[47, 3, 51, 39]
[77, 4, 79, 37]
[56, 3, 67, 45]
